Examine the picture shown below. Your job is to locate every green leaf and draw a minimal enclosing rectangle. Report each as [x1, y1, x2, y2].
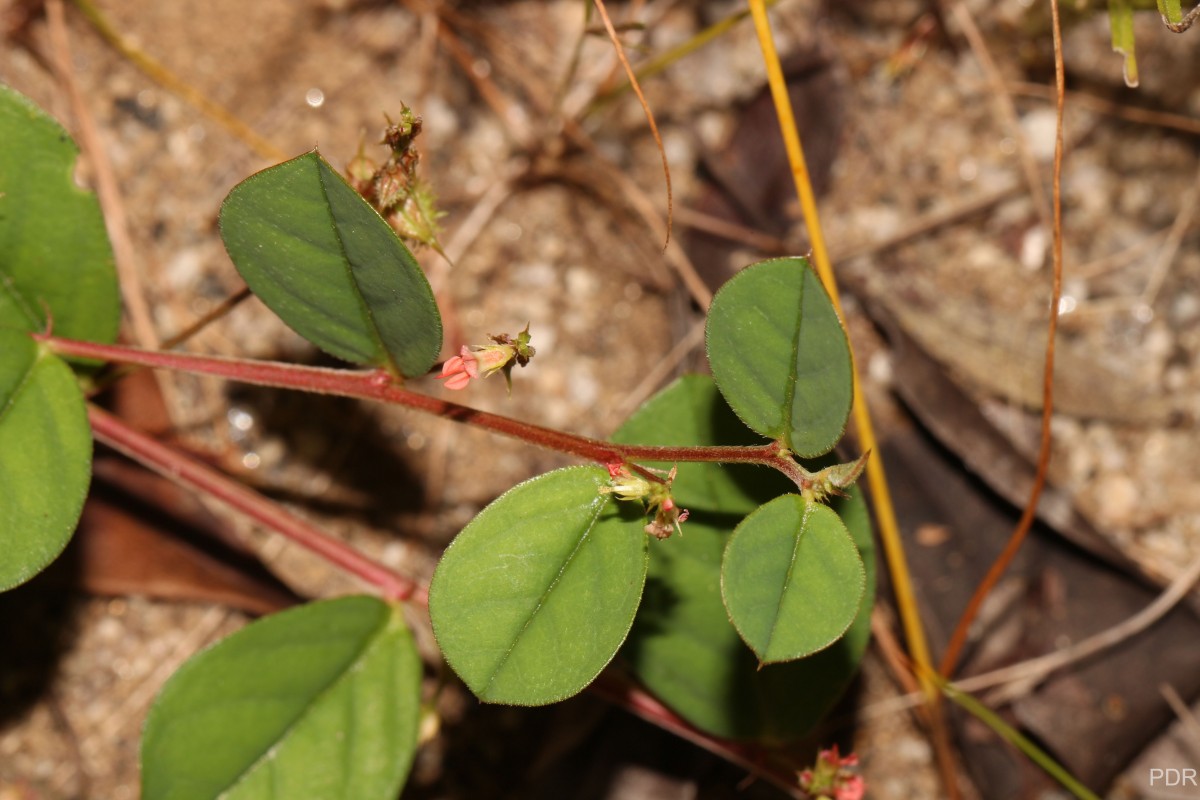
[0, 329, 91, 591]
[219, 152, 442, 378]
[628, 502, 873, 741]
[615, 375, 874, 740]
[429, 467, 648, 705]
[705, 257, 852, 458]
[722, 495, 864, 663]
[0, 85, 119, 343]
[141, 596, 423, 800]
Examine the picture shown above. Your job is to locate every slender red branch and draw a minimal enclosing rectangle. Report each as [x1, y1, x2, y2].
[87, 404, 423, 603]
[43, 335, 808, 486]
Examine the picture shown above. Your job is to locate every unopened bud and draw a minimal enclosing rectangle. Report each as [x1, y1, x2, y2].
[801, 451, 870, 504]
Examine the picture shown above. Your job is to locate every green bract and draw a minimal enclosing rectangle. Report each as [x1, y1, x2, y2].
[429, 467, 649, 705]
[141, 596, 422, 800]
[706, 257, 853, 458]
[219, 152, 442, 378]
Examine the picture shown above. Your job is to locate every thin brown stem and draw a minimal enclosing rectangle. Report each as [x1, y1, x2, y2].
[592, 0, 673, 248]
[46, 0, 159, 351]
[940, 0, 1066, 678]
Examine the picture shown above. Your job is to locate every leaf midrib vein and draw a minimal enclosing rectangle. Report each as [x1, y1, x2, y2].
[779, 271, 805, 449]
[314, 161, 395, 374]
[214, 611, 395, 799]
[482, 496, 609, 694]
[761, 498, 810, 659]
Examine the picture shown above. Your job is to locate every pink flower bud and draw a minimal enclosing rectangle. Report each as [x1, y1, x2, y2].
[469, 343, 517, 378]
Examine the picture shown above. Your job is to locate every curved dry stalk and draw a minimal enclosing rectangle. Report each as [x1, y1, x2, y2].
[1007, 81, 1200, 136]
[952, 3, 1054, 241]
[1140, 161, 1200, 309]
[45, 0, 158, 353]
[586, 0, 779, 112]
[940, 0, 1068, 680]
[544, 156, 712, 307]
[591, 0, 673, 249]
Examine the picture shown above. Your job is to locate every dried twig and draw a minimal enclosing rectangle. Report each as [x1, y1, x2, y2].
[45, 0, 158, 352]
[862, 552, 1200, 719]
[1007, 81, 1200, 137]
[1140, 161, 1200, 309]
[952, 4, 1053, 243]
[1160, 683, 1200, 766]
[591, 0, 673, 249]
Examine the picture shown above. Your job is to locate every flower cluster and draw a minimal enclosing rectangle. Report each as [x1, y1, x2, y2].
[798, 746, 864, 800]
[600, 463, 689, 540]
[347, 105, 444, 251]
[438, 325, 535, 393]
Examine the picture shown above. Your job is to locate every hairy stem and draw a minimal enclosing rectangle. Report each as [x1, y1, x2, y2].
[42, 335, 810, 487]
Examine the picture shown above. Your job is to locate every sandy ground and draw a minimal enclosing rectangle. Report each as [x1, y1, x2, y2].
[3, 0, 1200, 797]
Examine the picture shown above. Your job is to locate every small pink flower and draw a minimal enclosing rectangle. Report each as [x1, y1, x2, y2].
[799, 746, 864, 800]
[835, 776, 865, 800]
[645, 494, 689, 540]
[820, 747, 858, 770]
[438, 347, 479, 390]
[435, 327, 535, 393]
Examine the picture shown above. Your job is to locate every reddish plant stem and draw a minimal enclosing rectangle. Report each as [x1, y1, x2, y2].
[88, 405, 423, 603]
[44, 335, 809, 486]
